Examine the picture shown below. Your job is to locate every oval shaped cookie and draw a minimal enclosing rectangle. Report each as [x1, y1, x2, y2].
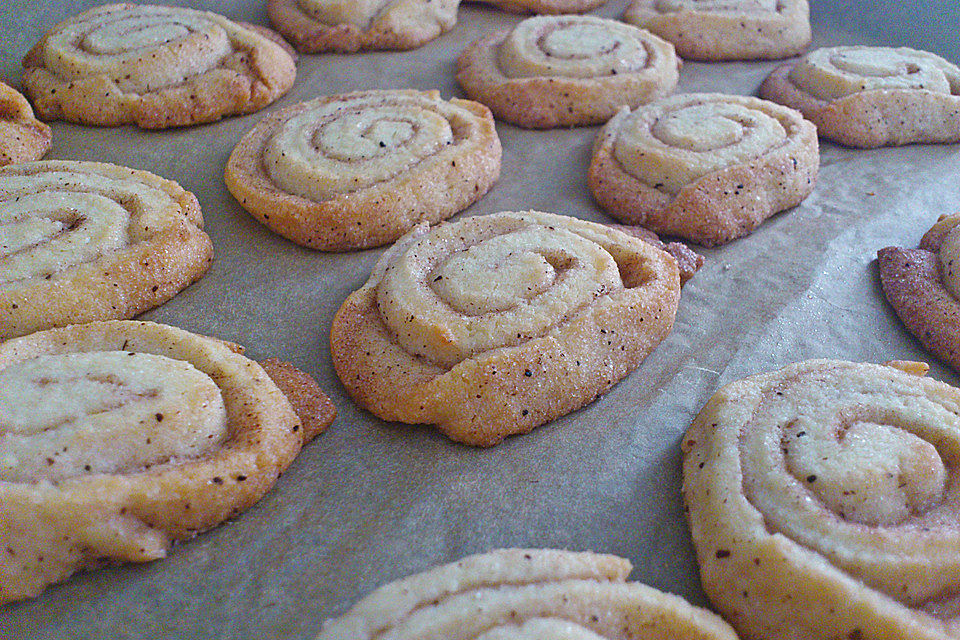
[684, 359, 960, 640]
[456, 15, 680, 129]
[0, 320, 336, 604]
[0, 82, 51, 166]
[319, 548, 738, 640]
[330, 210, 680, 446]
[0, 161, 213, 340]
[589, 92, 818, 246]
[267, 0, 458, 53]
[624, 0, 810, 61]
[878, 214, 960, 371]
[225, 89, 501, 251]
[760, 45, 960, 148]
[22, 3, 295, 128]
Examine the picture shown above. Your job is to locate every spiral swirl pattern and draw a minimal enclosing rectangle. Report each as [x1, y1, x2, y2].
[226, 90, 500, 251]
[684, 360, 960, 639]
[497, 16, 660, 79]
[0, 352, 227, 484]
[377, 214, 623, 368]
[456, 16, 678, 128]
[331, 210, 680, 445]
[23, 4, 295, 128]
[0, 161, 212, 339]
[263, 92, 462, 200]
[624, 0, 810, 61]
[318, 549, 738, 640]
[789, 46, 960, 102]
[611, 93, 797, 194]
[0, 320, 325, 604]
[40, 5, 233, 93]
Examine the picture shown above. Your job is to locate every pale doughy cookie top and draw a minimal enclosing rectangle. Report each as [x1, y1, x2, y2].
[0, 351, 227, 483]
[319, 548, 737, 640]
[373, 211, 632, 369]
[788, 46, 960, 101]
[0, 161, 198, 288]
[496, 16, 670, 79]
[296, 0, 390, 26]
[262, 91, 475, 201]
[697, 360, 960, 605]
[609, 93, 802, 193]
[33, 4, 277, 94]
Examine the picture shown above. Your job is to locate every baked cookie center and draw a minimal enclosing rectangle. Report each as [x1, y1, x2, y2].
[263, 95, 459, 200]
[613, 98, 789, 193]
[0, 351, 227, 484]
[376, 220, 624, 368]
[788, 46, 960, 100]
[497, 17, 652, 79]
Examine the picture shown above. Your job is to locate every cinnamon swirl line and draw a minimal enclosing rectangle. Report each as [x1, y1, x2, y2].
[225, 90, 501, 251]
[685, 359, 960, 640]
[22, 3, 295, 128]
[624, 0, 811, 61]
[456, 16, 680, 129]
[0, 320, 335, 604]
[761, 45, 960, 148]
[589, 92, 818, 246]
[330, 210, 681, 446]
[0, 160, 212, 340]
[319, 549, 738, 640]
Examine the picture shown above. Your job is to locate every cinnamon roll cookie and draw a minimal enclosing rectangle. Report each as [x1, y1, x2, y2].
[225, 90, 501, 251]
[760, 46, 960, 148]
[22, 3, 295, 128]
[683, 359, 960, 640]
[624, 0, 810, 61]
[878, 214, 960, 372]
[0, 320, 336, 604]
[0, 83, 51, 166]
[0, 160, 212, 340]
[455, 16, 680, 129]
[267, 0, 458, 53]
[589, 93, 818, 246]
[319, 549, 738, 640]
[330, 210, 680, 446]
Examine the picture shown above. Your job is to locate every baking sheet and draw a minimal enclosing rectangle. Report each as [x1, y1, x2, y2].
[1, 1, 959, 638]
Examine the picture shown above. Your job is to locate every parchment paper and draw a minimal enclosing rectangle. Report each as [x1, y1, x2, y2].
[1, 1, 959, 638]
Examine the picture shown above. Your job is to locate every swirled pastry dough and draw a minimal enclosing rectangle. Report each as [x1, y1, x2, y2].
[0, 83, 51, 166]
[624, 0, 810, 61]
[318, 549, 738, 640]
[456, 16, 680, 129]
[225, 90, 501, 251]
[589, 93, 818, 246]
[267, 0, 458, 53]
[22, 3, 295, 128]
[0, 320, 335, 604]
[0, 160, 212, 340]
[878, 214, 960, 373]
[684, 359, 960, 640]
[760, 46, 960, 148]
[330, 210, 680, 446]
